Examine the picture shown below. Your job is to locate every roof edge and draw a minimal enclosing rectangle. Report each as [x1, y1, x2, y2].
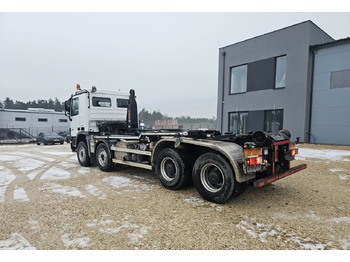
[310, 37, 350, 50]
[220, 20, 334, 50]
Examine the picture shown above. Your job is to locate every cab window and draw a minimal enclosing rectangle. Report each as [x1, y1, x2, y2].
[92, 97, 111, 107]
[117, 99, 129, 108]
[72, 97, 79, 116]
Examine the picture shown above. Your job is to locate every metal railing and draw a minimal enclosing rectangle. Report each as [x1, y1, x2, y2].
[0, 128, 37, 144]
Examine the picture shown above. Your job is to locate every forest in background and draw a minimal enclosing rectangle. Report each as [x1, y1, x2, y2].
[1, 98, 217, 129]
[0, 97, 64, 112]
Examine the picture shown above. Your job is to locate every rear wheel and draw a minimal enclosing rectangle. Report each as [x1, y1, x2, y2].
[96, 143, 113, 172]
[77, 141, 91, 167]
[192, 152, 236, 204]
[156, 148, 191, 190]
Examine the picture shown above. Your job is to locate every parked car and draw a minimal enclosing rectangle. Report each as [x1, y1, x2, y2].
[37, 132, 64, 145]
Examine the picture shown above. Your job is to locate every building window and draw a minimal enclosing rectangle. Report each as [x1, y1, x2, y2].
[92, 97, 111, 107]
[275, 56, 286, 89]
[15, 117, 26, 121]
[331, 70, 350, 89]
[38, 118, 48, 122]
[229, 112, 248, 135]
[59, 119, 68, 123]
[230, 65, 247, 94]
[265, 110, 283, 132]
[72, 97, 79, 116]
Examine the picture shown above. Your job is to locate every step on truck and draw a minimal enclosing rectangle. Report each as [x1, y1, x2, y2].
[65, 85, 307, 204]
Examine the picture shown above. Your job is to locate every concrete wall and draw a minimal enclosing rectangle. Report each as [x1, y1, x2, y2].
[217, 21, 333, 142]
[310, 41, 350, 145]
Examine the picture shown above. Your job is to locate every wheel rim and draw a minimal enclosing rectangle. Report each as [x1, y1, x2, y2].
[78, 146, 86, 162]
[160, 157, 178, 181]
[98, 148, 108, 167]
[200, 163, 224, 193]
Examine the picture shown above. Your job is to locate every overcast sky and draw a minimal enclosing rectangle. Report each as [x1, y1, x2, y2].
[1, 11, 350, 118]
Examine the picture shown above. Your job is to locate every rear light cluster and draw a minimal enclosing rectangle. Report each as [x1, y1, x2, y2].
[289, 143, 299, 156]
[291, 148, 298, 156]
[247, 156, 262, 166]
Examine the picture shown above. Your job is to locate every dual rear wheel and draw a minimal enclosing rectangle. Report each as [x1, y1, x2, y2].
[156, 149, 238, 204]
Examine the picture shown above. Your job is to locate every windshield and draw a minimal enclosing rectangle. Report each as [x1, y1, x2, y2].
[44, 132, 59, 136]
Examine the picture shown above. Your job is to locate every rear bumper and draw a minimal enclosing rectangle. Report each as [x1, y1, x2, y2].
[253, 164, 307, 188]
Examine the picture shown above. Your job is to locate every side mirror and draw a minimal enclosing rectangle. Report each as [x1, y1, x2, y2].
[64, 99, 72, 120]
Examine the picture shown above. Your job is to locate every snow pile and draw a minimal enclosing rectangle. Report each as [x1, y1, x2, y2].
[296, 148, 350, 162]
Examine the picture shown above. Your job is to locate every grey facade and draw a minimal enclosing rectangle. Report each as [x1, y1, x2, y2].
[0, 108, 69, 136]
[217, 21, 334, 142]
[310, 39, 350, 145]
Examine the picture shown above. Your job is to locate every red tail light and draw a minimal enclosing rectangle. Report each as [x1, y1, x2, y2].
[247, 156, 262, 166]
[291, 148, 299, 156]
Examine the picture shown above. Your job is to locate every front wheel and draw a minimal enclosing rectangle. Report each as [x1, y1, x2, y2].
[96, 143, 113, 172]
[77, 141, 91, 167]
[192, 152, 237, 204]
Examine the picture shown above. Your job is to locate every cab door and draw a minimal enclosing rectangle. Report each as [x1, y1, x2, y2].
[70, 96, 80, 136]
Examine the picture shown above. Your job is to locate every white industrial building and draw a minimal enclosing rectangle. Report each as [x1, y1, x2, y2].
[0, 108, 69, 140]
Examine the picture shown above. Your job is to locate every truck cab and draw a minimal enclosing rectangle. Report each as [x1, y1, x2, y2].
[65, 85, 130, 138]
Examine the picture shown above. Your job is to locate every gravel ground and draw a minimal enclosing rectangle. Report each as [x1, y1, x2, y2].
[0, 143, 349, 250]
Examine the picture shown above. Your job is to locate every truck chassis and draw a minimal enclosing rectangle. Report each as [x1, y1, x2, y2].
[72, 129, 306, 204]
[66, 87, 307, 204]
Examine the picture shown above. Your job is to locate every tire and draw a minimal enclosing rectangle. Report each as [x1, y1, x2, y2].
[192, 152, 237, 204]
[77, 141, 91, 167]
[156, 148, 191, 190]
[96, 143, 113, 172]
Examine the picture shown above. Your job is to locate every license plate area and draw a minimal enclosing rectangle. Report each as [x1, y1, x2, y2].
[247, 165, 262, 173]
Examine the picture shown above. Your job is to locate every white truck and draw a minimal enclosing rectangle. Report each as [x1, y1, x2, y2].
[65, 85, 307, 204]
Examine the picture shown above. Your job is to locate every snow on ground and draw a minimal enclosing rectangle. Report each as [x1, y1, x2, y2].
[10, 151, 56, 162]
[61, 233, 91, 248]
[0, 154, 23, 162]
[0, 166, 16, 203]
[45, 151, 75, 157]
[1, 144, 349, 249]
[86, 216, 148, 245]
[40, 182, 86, 198]
[236, 215, 333, 250]
[40, 167, 70, 180]
[102, 176, 155, 192]
[27, 169, 44, 180]
[102, 176, 134, 189]
[274, 210, 350, 224]
[85, 184, 106, 199]
[13, 158, 45, 172]
[13, 186, 29, 202]
[296, 148, 350, 162]
[0, 233, 36, 250]
[329, 168, 349, 180]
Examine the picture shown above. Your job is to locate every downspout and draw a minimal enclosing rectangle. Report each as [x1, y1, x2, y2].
[307, 48, 316, 144]
[220, 51, 226, 133]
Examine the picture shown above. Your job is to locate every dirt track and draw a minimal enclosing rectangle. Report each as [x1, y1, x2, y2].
[0, 143, 349, 250]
